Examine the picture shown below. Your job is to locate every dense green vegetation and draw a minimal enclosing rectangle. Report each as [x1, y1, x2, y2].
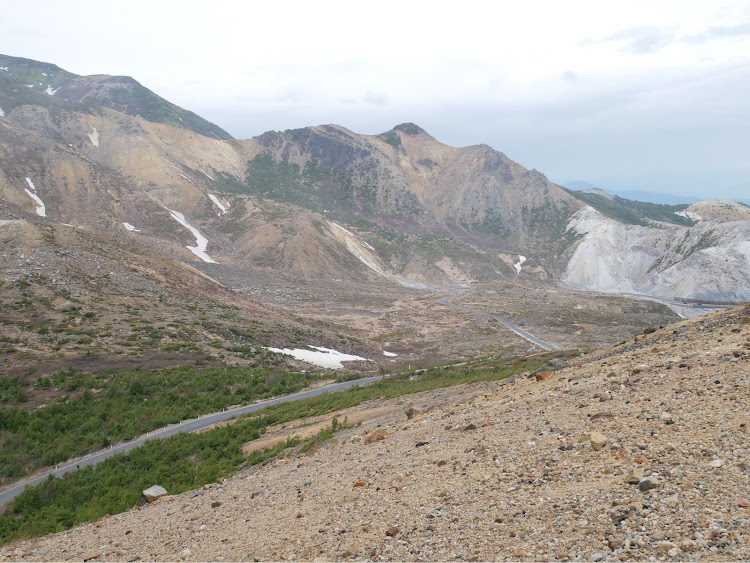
[568, 190, 694, 227]
[242, 154, 370, 213]
[0, 364, 334, 481]
[0, 354, 549, 545]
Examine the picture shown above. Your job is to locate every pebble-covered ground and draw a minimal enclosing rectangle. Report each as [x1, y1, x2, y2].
[2, 306, 749, 562]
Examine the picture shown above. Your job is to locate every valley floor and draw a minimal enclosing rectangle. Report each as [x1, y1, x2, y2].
[3, 306, 748, 562]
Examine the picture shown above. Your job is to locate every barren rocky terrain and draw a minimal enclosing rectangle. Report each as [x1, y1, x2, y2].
[4, 305, 747, 562]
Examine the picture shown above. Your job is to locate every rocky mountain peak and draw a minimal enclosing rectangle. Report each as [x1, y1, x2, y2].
[391, 122, 430, 137]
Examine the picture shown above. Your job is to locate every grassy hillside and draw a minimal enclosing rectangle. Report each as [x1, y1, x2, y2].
[567, 189, 694, 226]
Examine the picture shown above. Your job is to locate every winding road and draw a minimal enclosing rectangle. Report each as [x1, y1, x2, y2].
[0, 375, 384, 508]
[440, 290, 560, 351]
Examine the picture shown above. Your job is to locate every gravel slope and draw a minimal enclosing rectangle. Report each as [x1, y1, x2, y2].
[2, 306, 749, 562]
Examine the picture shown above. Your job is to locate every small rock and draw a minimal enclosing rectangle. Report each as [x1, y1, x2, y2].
[667, 547, 681, 558]
[626, 468, 646, 484]
[634, 455, 648, 464]
[589, 432, 608, 451]
[663, 495, 679, 508]
[608, 537, 623, 550]
[82, 553, 101, 562]
[385, 526, 399, 537]
[211, 501, 221, 508]
[353, 481, 367, 488]
[364, 429, 389, 444]
[404, 407, 421, 420]
[658, 541, 677, 552]
[180, 548, 192, 559]
[652, 531, 665, 541]
[462, 423, 477, 431]
[709, 459, 724, 468]
[638, 476, 659, 491]
[535, 371, 554, 382]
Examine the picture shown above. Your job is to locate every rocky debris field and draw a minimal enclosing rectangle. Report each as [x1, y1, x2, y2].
[2, 306, 749, 562]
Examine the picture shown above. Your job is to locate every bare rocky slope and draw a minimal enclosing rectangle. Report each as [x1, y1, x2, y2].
[564, 206, 750, 303]
[3, 305, 748, 562]
[2, 53, 749, 306]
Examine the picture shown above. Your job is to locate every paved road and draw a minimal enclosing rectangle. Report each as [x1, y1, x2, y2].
[440, 290, 560, 351]
[0, 375, 384, 507]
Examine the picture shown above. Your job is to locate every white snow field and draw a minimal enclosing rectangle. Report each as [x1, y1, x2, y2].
[208, 194, 228, 215]
[168, 210, 217, 263]
[514, 255, 527, 274]
[24, 178, 46, 217]
[88, 125, 99, 147]
[266, 346, 369, 369]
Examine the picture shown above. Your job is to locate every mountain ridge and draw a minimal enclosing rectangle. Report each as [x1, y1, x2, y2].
[0, 53, 232, 140]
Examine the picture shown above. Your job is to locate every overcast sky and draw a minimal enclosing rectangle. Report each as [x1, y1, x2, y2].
[3, 0, 749, 199]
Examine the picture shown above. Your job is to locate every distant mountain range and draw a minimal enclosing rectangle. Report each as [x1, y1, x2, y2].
[1, 52, 749, 323]
[561, 180, 749, 206]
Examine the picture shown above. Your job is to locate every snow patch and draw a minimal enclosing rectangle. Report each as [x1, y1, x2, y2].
[26, 84, 34, 88]
[208, 194, 228, 215]
[0, 106, 4, 118]
[176, 172, 197, 186]
[24, 188, 46, 217]
[383, 351, 398, 357]
[0, 66, 8, 71]
[45, 85, 59, 96]
[267, 346, 369, 369]
[88, 125, 99, 147]
[675, 210, 702, 221]
[123, 222, 140, 232]
[331, 222, 355, 237]
[514, 255, 527, 274]
[168, 210, 217, 263]
[199, 168, 215, 181]
[330, 222, 386, 276]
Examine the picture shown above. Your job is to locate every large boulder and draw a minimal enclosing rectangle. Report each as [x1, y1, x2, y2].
[138, 485, 168, 506]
